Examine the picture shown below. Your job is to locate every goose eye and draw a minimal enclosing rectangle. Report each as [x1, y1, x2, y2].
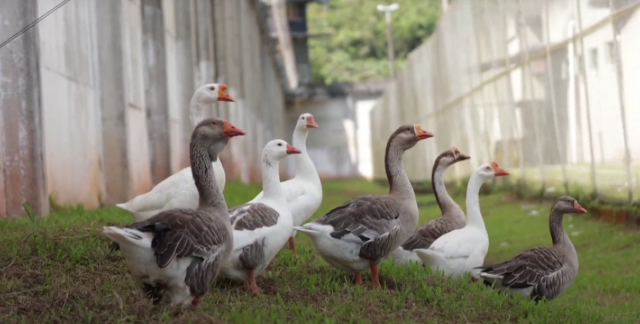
[210, 86, 215, 91]
[212, 121, 217, 125]
[302, 117, 305, 120]
[277, 143, 282, 146]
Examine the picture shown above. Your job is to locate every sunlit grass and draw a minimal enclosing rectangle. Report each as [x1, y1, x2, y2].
[0, 180, 638, 323]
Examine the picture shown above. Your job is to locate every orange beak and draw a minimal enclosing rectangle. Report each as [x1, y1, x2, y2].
[490, 161, 509, 177]
[217, 84, 234, 102]
[414, 124, 434, 140]
[573, 201, 587, 214]
[306, 116, 319, 128]
[222, 120, 245, 137]
[286, 144, 302, 155]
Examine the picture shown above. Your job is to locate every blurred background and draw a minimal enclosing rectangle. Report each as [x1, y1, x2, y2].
[1, 0, 639, 218]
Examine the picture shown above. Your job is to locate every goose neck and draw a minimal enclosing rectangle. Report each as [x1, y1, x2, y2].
[189, 96, 205, 128]
[549, 211, 571, 245]
[260, 155, 284, 199]
[549, 210, 577, 262]
[432, 163, 463, 218]
[190, 140, 227, 215]
[385, 144, 413, 200]
[292, 128, 318, 180]
[464, 173, 486, 230]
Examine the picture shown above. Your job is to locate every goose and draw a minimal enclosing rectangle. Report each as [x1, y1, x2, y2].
[414, 162, 509, 280]
[116, 84, 234, 222]
[103, 118, 244, 309]
[390, 146, 470, 264]
[220, 139, 301, 295]
[475, 196, 587, 302]
[249, 113, 322, 254]
[295, 124, 433, 288]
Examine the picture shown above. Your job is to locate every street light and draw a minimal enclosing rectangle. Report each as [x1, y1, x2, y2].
[377, 3, 399, 78]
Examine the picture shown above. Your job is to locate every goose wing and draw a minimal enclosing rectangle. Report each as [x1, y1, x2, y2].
[315, 195, 402, 244]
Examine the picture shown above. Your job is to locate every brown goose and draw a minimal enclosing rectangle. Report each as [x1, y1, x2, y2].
[390, 147, 470, 264]
[295, 124, 434, 288]
[475, 196, 587, 302]
[103, 118, 244, 309]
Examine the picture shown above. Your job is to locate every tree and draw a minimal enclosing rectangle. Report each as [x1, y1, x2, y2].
[307, 0, 442, 83]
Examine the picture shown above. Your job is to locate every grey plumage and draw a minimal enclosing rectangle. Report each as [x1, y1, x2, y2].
[230, 203, 280, 231]
[228, 204, 279, 272]
[401, 217, 458, 250]
[400, 148, 469, 251]
[476, 196, 586, 302]
[316, 195, 403, 264]
[239, 237, 267, 270]
[106, 118, 239, 307]
[126, 208, 231, 298]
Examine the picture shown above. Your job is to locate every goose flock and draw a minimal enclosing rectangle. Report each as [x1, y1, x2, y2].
[104, 83, 588, 309]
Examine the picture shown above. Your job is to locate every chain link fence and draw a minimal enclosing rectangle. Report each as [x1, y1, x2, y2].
[371, 0, 640, 203]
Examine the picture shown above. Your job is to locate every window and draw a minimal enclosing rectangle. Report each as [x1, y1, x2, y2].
[605, 41, 616, 64]
[589, 47, 598, 71]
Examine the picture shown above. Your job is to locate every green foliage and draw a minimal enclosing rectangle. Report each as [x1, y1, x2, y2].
[307, 0, 442, 83]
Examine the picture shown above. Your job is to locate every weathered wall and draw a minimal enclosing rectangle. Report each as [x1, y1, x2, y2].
[0, 0, 288, 217]
[0, 0, 49, 217]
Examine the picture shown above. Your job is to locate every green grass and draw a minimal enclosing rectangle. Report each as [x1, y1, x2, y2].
[1, 179, 639, 323]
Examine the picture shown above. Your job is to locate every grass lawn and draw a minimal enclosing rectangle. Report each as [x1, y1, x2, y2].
[1, 179, 639, 323]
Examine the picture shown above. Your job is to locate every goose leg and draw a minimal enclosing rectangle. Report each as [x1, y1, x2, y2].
[370, 264, 380, 289]
[244, 270, 262, 295]
[191, 295, 201, 307]
[353, 272, 363, 285]
[288, 237, 297, 255]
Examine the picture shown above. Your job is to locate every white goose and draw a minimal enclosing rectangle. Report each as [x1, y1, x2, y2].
[390, 147, 470, 264]
[415, 162, 509, 280]
[116, 84, 234, 221]
[249, 113, 322, 254]
[221, 139, 301, 295]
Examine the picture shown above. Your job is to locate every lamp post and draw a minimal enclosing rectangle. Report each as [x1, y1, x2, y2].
[376, 3, 399, 78]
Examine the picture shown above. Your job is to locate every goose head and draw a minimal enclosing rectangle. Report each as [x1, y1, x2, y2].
[296, 113, 319, 130]
[475, 161, 509, 180]
[438, 146, 471, 167]
[553, 196, 588, 214]
[390, 124, 434, 151]
[263, 139, 302, 161]
[194, 83, 234, 104]
[193, 118, 245, 160]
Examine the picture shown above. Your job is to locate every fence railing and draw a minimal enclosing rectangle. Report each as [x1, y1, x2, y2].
[370, 0, 640, 203]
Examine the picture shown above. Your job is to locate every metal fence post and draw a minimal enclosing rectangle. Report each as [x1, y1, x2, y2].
[608, 0, 634, 203]
[573, 0, 598, 197]
[543, 0, 570, 193]
[517, 0, 547, 191]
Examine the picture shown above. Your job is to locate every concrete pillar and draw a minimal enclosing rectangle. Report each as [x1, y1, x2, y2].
[141, 0, 171, 185]
[95, 0, 131, 205]
[175, 0, 196, 168]
[0, 0, 49, 217]
[193, 0, 215, 88]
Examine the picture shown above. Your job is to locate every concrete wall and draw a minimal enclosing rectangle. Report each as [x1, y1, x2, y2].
[0, 0, 288, 217]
